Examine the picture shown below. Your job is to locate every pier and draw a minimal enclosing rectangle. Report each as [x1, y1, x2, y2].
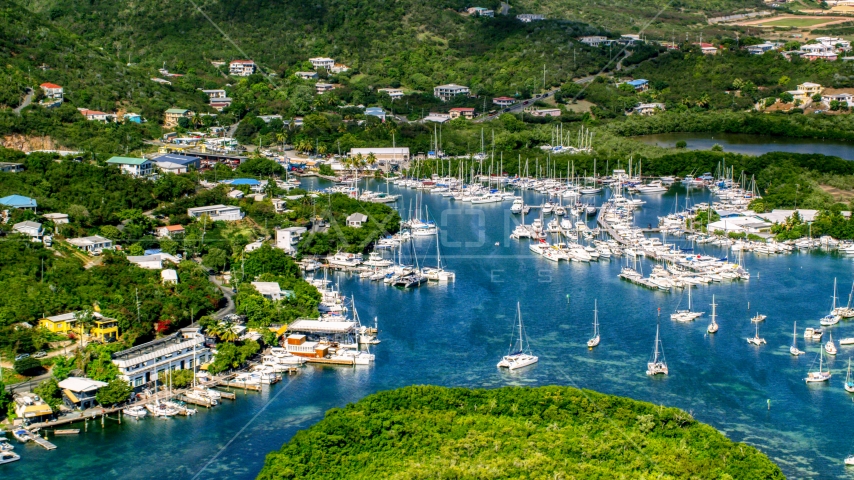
[32, 436, 57, 450]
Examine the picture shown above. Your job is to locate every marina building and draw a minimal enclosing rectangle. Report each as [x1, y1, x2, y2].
[58, 377, 108, 410]
[14, 393, 53, 422]
[285, 319, 357, 357]
[111, 328, 210, 388]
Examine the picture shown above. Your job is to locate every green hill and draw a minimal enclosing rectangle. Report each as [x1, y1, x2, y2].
[257, 385, 784, 479]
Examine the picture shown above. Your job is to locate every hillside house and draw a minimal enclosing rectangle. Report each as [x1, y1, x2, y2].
[516, 13, 545, 22]
[43, 213, 69, 224]
[156, 225, 185, 238]
[434, 84, 470, 102]
[747, 43, 775, 55]
[822, 92, 854, 108]
[316, 83, 336, 94]
[67, 235, 113, 253]
[467, 7, 494, 16]
[365, 107, 387, 121]
[347, 212, 368, 228]
[106, 156, 154, 177]
[624, 79, 649, 91]
[0, 194, 37, 210]
[12, 221, 43, 239]
[78, 108, 113, 122]
[309, 57, 335, 70]
[40, 82, 63, 105]
[579, 36, 608, 47]
[629, 103, 666, 116]
[0, 162, 24, 173]
[187, 205, 244, 222]
[229, 60, 256, 76]
[493, 96, 515, 107]
[378, 88, 404, 100]
[164, 108, 193, 128]
[449, 107, 475, 119]
[296, 71, 319, 80]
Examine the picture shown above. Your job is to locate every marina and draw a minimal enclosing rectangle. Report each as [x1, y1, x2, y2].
[8, 175, 854, 479]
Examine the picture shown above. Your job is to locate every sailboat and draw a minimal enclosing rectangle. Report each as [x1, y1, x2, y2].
[746, 321, 766, 345]
[707, 295, 719, 334]
[646, 320, 668, 376]
[790, 322, 804, 355]
[821, 278, 842, 326]
[826, 330, 838, 355]
[423, 232, 455, 281]
[804, 345, 832, 383]
[846, 358, 854, 393]
[497, 302, 539, 370]
[587, 300, 600, 348]
[671, 287, 703, 322]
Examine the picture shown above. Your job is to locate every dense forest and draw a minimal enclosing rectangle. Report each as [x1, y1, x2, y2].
[258, 385, 784, 479]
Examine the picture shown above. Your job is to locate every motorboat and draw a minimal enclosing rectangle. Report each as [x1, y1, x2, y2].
[0, 439, 14, 452]
[145, 401, 180, 417]
[363, 251, 392, 267]
[497, 303, 539, 370]
[122, 405, 148, 418]
[510, 198, 524, 214]
[0, 451, 20, 465]
[805, 327, 824, 340]
[12, 429, 32, 443]
[826, 331, 838, 356]
[635, 180, 668, 194]
[326, 251, 363, 267]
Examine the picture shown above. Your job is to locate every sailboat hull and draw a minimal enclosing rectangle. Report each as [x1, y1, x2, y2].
[497, 354, 539, 370]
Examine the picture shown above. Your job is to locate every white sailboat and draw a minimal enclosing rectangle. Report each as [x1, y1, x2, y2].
[707, 295, 719, 334]
[746, 321, 766, 345]
[587, 300, 600, 348]
[423, 232, 455, 281]
[790, 322, 804, 355]
[826, 330, 838, 356]
[497, 302, 539, 370]
[845, 357, 854, 393]
[821, 278, 842, 326]
[805, 346, 832, 383]
[646, 320, 668, 376]
[671, 287, 703, 322]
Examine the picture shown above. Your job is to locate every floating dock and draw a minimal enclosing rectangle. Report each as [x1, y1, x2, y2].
[32, 436, 57, 450]
[305, 357, 355, 365]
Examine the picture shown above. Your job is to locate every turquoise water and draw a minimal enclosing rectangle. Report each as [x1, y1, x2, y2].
[6, 180, 854, 479]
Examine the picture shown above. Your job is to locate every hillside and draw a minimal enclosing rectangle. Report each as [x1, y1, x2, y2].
[257, 385, 784, 479]
[24, 0, 611, 96]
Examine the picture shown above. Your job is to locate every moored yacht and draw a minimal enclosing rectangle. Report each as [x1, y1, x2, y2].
[497, 303, 538, 370]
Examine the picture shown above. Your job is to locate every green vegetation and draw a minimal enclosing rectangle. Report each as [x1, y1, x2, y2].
[296, 194, 401, 255]
[34, 378, 63, 412]
[14, 357, 43, 376]
[158, 369, 195, 389]
[96, 378, 134, 406]
[258, 385, 784, 479]
[759, 17, 831, 28]
[207, 340, 260, 374]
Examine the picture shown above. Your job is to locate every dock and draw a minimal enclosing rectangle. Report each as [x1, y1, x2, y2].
[216, 390, 237, 400]
[32, 436, 57, 450]
[177, 395, 216, 408]
[305, 357, 356, 365]
[220, 381, 263, 391]
[53, 429, 80, 435]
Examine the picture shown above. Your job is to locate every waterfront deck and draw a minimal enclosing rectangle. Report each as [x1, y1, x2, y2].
[33, 435, 57, 450]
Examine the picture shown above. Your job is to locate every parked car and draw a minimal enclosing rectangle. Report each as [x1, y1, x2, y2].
[33, 351, 47, 358]
[14, 353, 30, 361]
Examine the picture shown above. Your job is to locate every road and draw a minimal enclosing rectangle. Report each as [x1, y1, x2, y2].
[475, 75, 596, 123]
[13, 88, 33, 115]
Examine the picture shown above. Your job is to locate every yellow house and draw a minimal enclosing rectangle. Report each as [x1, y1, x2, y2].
[91, 319, 119, 342]
[39, 312, 79, 335]
[797, 82, 822, 96]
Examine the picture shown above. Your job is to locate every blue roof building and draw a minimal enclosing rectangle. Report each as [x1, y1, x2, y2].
[625, 79, 649, 91]
[152, 154, 201, 169]
[0, 194, 37, 210]
[226, 178, 261, 186]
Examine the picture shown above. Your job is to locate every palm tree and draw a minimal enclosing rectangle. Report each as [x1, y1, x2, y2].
[366, 152, 377, 169]
[317, 144, 327, 156]
[353, 153, 364, 174]
[276, 132, 287, 151]
[218, 321, 239, 343]
[191, 112, 202, 129]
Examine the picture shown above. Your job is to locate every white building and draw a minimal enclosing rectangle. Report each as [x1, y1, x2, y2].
[229, 60, 256, 76]
[815, 37, 851, 51]
[516, 13, 545, 22]
[187, 205, 244, 222]
[822, 92, 854, 108]
[295, 71, 319, 80]
[433, 84, 470, 102]
[43, 213, 69, 224]
[747, 43, 775, 55]
[578, 36, 608, 47]
[347, 212, 368, 228]
[378, 88, 404, 100]
[630, 103, 666, 116]
[161, 269, 178, 284]
[309, 57, 335, 70]
[111, 329, 210, 388]
[127, 253, 179, 270]
[106, 157, 154, 177]
[276, 226, 307, 255]
[251, 281, 290, 301]
[68, 235, 113, 253]
[13, 221, 43, 239]
[40, 82, 64, 103]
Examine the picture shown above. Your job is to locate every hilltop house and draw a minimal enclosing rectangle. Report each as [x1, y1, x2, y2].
[746, 43, 775, 55]
[579, 36, 608, 47]
[164, 108, 193, 128]
[106, 156, 154, 177]
[449, 107, 475, 119]
[229, 60, 256, 76]
[434, 84, 470, 102]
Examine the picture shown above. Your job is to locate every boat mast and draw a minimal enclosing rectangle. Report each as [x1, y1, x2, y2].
[518, 302, 524, 353]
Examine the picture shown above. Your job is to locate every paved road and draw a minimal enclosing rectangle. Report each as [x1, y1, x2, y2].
[13, 88, 33, 115]
[210, 275, 235, 321]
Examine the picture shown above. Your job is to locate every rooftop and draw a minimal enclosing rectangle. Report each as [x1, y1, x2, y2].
[165, 108, 190, 114]
[153, 154, 200, 165]
[57, 377, 108, 393]
[287, 319, 356, 334]
[107, 156, 149, 166]
[111, 331, 203, 364]
[40, 82, 62, 89]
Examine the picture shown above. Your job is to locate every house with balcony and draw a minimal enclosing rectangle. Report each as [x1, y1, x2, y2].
[822, 91, 854, 108]
[467, 6, 494, 16]
[365, 107, 386, 121]
[629, 103, 666, 116]
[433, 84, 470, 102]
[747, 42, 775, 55]
[275, 226, 307, 255]
[493, 96, 515, 107]
[449, 107, 475, 119]
[78, 108, 114, 122]
[516, 13, 545, 22]
[579, 36, 608, 47]
[229, 60, 256, 76]
[164, 108, 193, 128]
[156, 224, 186, 238]
[91, 318, 119, 342]
[378, 88, 404, 100]
[58, 377, 108, 410]
[40, 82, 63, 106]
[0, 162, 24, 173]
[12, 221, 43, 239]
[316, 83, 336, 94]
[309, 57, 335, 70]
[187, 204, 244, 221]
[39, 311, 113, 336]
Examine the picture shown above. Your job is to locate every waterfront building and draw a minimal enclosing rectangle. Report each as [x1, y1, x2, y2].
[58, 377, 108, 410]
[111, 328, 209, 388]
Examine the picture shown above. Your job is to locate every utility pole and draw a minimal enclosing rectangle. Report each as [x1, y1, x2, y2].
[543, 64, 546, 90]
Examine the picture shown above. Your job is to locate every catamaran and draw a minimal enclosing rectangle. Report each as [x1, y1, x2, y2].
[805, 346, 832, 383]
[707, 295, 719, 334]
[671, 287, 703, 322]
[646, 321, 668, 376]
[587, 300, 600, 348]
[497, 302, 539, 370]
[791, 322, 804, 355]
[747, 321, 766, 345]
[826, 330, 838, 356]
[821, 278, 842, 326]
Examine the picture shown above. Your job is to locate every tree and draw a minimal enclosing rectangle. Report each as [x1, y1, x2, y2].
[86, 351, 120, 382]
[158, 369, 194, 388]
[160, 238, 179, 255]
[675, 140, 687, 149]
[15, 357, 43, 376]
[96, 378, 133, 406]
[203, 247, 228, 272]
[34, 378, 62, 412]
[127, 243, 145, 256]
[0, 380, 10, 415]
[51, 355, 75, 381]
[779, 92, 794, 104]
